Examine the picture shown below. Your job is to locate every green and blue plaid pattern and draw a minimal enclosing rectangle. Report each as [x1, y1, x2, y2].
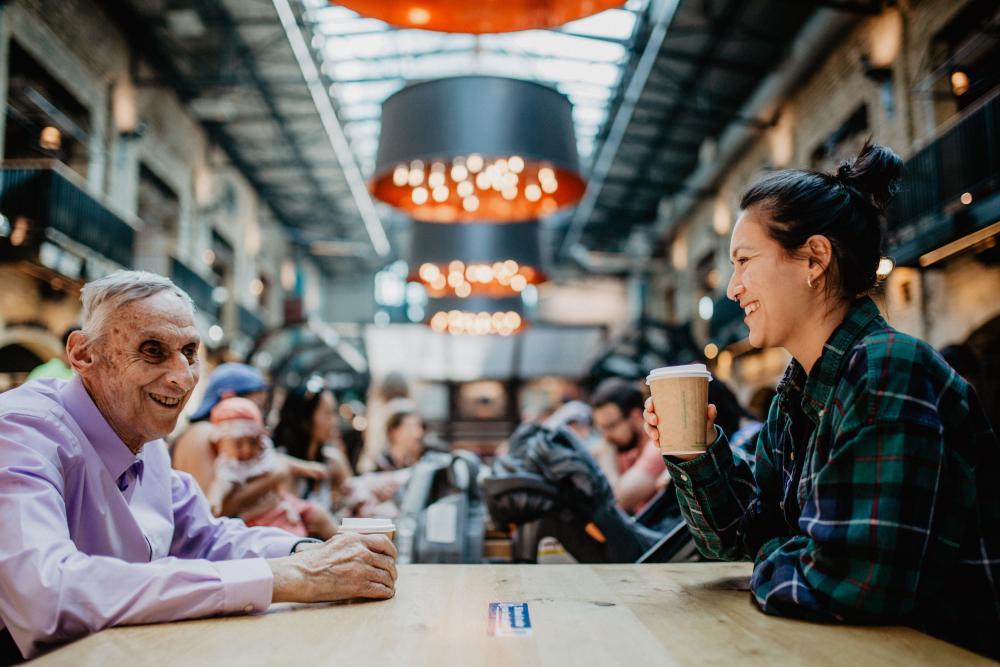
[664, 297, 1000, 656]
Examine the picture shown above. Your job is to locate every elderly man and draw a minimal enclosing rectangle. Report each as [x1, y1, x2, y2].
[0, 271, 396, 661]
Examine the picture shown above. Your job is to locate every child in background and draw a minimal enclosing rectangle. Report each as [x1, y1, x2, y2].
[207, 397, 337, 539]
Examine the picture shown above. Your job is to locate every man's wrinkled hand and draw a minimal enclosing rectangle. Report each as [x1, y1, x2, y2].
[269, 532, 397, 603]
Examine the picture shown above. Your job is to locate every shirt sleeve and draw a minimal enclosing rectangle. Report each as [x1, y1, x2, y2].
[169, 469, 301, 561]
[664, 423, 779, 561]
[0, 414, 283, 659]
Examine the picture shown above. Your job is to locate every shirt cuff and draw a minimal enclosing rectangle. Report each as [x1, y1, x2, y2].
[261, 531, 302, 559]
[213, 558, 274, 615]
[663, 425, 733, 489]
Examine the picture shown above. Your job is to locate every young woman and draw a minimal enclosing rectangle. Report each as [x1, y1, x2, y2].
[375, 408, 425, 472]
[274, 383, 405, 517]
[643, 142, 999, 657]
[272, 383, 351, 497]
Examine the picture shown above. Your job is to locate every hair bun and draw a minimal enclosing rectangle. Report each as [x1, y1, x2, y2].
[835, 140, 903, 212]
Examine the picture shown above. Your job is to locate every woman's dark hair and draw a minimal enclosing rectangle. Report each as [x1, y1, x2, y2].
[385, 409, 419, 441]
[272, 385, 326, 461]
[740, 140, 903, 299]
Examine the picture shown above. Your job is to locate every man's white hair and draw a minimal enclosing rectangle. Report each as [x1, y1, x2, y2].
[80, 270, 195, 344]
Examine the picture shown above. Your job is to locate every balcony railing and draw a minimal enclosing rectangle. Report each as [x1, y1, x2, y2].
[238, 304, 266, 341]
[170, 257, 219, 320]
[888, 92, 999, 264]
[0, 161, 136, 267]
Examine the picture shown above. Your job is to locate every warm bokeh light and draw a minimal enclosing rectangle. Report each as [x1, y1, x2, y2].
[428, 309, 525, 335]
[410, 259, 544, 299]
[372, 154, 585, 222]
[876, 256, 895, 280]
[334, 1, 624, 34]
[951, 70, 970, 97]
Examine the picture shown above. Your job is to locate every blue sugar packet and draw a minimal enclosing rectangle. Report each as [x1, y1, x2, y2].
[488, 602, 532, 637]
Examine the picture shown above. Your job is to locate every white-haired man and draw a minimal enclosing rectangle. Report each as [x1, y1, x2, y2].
[0, 271, 396, 661]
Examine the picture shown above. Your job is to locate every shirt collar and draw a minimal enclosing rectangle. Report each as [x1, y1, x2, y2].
[776, 297, 886, 424]
[62, 375, 143, 482]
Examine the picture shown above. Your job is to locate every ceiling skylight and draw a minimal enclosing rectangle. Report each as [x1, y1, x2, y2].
[300, 0, 649, 177]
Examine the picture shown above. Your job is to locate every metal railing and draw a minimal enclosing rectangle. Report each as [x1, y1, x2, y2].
[0, 161, 136, 267]
[238, 304, 266, 341]
[170, 257, 219, 320]
[888, 92, 999, 263]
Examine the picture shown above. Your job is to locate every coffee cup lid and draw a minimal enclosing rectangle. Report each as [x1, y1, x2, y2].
[645, 363, 713, 384]
[340, 518, 395, 533]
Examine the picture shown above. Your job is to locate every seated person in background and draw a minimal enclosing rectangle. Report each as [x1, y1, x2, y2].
[274, 383, 399, 518]
[544, 400, 618, 485]
[589, 377, 666, 515]
[173, 362, 272, 497]
[207, 397, 337, 539]
[375, 408, 426, 472]
[26, 326, 79, 381]
[0, 271, 396, 662]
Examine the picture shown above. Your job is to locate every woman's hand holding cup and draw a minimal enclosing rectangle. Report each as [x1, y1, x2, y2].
[642, 396, 717, 460]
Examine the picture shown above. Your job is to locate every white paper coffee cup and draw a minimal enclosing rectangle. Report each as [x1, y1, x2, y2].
[646, 363, 713, 456]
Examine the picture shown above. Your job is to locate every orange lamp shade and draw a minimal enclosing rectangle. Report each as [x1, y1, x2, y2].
[373, 158, 584, 223]
[373, 76, 585, 222]
[333, 1, 624, 34]
[409, 219, 545, 299]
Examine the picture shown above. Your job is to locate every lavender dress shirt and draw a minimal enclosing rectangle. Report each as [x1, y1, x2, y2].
[0, 377, 300, 659]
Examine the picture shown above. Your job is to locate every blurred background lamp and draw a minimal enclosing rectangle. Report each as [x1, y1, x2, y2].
[373, 76, 585, 222]
[332, 0, 623, 33]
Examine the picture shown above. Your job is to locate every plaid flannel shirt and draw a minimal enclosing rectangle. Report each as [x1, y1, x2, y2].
[664, 297, 1000, 656]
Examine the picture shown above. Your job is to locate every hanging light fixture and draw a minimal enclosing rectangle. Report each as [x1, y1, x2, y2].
[333, 1, 623, 34]
[410, 219, 544, 299]
[426, 295, 526, 336]
[373, 76, 585, 222]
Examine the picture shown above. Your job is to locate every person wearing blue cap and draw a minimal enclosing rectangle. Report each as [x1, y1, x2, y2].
[173, 363, 275, 501]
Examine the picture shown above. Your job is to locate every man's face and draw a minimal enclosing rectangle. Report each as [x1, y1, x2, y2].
[71, 291, 200, 450]
[592, 403, 641, 451]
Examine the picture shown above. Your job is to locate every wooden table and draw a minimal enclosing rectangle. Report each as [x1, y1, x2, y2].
[32, 563, 991, 666]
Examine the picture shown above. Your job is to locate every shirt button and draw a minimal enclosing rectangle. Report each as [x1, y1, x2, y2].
[244, 604, 255, 613]
[779, 501, 785, 510]
[679, 474, 688, 482]
[790, 452, 795, 461]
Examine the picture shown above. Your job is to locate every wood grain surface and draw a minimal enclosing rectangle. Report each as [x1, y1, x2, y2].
[30, 562, 991, 666]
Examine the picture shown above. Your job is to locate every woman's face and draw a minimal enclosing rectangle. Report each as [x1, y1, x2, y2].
[392, 414, 425, 458]
[726, 207, 814, 350]
[311, 390, 338, 444]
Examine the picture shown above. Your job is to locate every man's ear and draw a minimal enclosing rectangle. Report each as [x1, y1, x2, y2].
[66, 330, 96, 375]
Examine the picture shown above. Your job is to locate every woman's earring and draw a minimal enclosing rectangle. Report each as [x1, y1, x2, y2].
[807, 276, 815, 289]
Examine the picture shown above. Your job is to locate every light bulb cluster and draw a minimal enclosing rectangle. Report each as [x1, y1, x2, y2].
[382, 154, 567, 222]
[428, 309, 523, 336]
[418, 259, 536, 298]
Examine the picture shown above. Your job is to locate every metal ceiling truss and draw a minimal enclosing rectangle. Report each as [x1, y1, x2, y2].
[109, 0, 381, 274]
[563, 0, 817, 261]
